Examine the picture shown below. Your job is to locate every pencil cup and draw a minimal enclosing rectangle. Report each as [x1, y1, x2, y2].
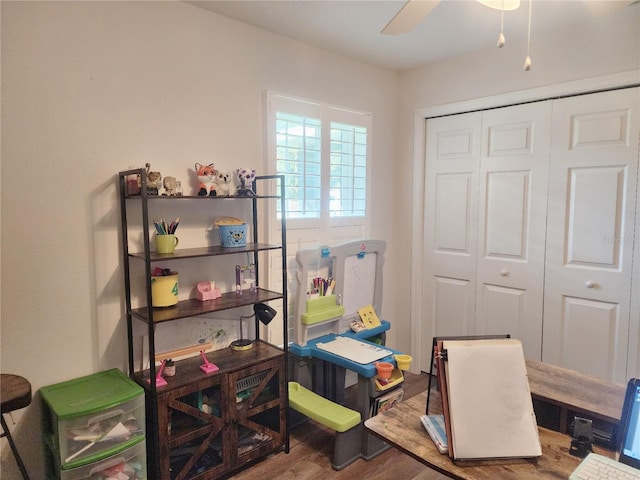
[156, 234, 179, 254]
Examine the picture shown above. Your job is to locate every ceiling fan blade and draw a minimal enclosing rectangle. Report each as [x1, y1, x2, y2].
[381, 0, 441, 35]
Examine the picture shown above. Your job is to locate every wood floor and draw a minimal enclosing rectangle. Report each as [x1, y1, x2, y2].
[230, 372, 448, 480]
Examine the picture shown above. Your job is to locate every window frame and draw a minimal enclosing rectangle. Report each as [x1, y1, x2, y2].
[267, 92, 373, 233]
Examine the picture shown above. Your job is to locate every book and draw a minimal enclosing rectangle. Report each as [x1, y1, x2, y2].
[371, 388, 404, 416]
[421, 414, 448, 454]
[436, 338, 542, 461]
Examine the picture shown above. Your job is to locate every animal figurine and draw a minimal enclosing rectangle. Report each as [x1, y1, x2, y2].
[235, 168, 256, 196]
[162, 176, 177, 196]
[145, 163, 162, 195]
[195, 163, 218, 196]
[214, 170, 233, 197]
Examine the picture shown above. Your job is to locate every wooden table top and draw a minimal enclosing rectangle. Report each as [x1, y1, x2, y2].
[526, 360, 625, 424]
[364, 391, 616, 480]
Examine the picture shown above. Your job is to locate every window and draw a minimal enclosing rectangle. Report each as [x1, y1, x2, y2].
[265, 93, 372, 347]
[329, 122, 368, 218]
[269, 93, 371, 235]
[275, 112, 322, 219]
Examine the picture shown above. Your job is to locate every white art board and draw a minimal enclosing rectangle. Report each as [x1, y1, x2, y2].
[443, 338, 542, 460]
[341, 252, 377, 316]
[316, 336, 392, 364]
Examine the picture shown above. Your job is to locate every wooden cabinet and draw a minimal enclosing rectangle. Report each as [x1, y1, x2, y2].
[155, 344, 285, 480]
[117, 170, 289, 479]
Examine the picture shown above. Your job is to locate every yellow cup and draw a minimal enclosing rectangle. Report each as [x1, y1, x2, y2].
[156, 234, 179, 254]
[394, 354, 412, 371]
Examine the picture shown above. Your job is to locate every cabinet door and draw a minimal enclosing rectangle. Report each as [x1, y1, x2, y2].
[543, 87, 640, 383]
[475, 101, 552, 360]
[421, 111, 482, 370]
[228, 356, 286, 467]
[157, 374, 230, 480]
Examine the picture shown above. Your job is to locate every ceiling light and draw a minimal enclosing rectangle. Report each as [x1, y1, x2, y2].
[477, 0, 520, 10]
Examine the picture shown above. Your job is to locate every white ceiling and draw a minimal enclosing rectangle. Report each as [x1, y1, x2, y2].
[186, 0, 638, 71]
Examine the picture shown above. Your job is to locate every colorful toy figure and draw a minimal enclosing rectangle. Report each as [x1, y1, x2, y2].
[235, 168, 256, 196]
[195, 163, 218, 196]
[214, 170, 234, 197]
[162, 176, 178, 196]
[145, 163, 162, 195]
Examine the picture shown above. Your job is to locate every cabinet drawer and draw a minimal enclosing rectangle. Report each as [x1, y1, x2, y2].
[58, 439, 146, 480]
[41, 369, 145, 468]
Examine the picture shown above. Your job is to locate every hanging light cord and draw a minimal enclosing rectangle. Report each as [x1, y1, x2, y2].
[497, 0, 506, 48]
[523, 0, 533, 70]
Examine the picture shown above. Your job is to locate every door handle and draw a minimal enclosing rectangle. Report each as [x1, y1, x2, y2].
[500, 269, 509, 277]
[585, 280, 597, 289]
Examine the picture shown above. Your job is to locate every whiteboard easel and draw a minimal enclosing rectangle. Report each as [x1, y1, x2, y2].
[331, 239, 386, 322]
[293, 239, 386, 346]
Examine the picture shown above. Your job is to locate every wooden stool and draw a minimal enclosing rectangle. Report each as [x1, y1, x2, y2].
[1, 374, 32, 480]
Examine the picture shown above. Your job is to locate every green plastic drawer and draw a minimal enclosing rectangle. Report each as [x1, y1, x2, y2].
[58, 439, 146, 480]
[41, 369, 145, 469]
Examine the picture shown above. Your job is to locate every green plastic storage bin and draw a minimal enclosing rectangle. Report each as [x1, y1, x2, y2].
[41, 368, 145, 470]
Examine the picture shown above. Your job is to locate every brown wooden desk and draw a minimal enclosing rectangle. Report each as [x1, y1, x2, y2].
[365, 389, 618, 480]
[526, 360, 625, 443]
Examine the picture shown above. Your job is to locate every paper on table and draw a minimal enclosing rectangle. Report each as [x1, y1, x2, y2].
[443, 339, 542, 460]
[316, 336, 392, 364]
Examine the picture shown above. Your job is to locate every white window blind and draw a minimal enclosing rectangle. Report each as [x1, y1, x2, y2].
[330, 122, 367, 218]
[276, 113, 322, 219]
[269, 93, 371, 233]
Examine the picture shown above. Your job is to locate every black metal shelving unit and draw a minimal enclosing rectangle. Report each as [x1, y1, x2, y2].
[118, 169, 289, 479]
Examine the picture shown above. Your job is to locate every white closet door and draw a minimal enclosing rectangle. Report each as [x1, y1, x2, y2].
[475, 102, 552, 360]
[422, 112, 482, 366]
[543, 87, 640, 383]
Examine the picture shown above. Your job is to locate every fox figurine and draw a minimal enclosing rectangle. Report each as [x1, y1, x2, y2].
[195, 163, 218, 196]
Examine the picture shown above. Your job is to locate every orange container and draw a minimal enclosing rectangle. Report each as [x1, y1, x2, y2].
[375, 361, 394, 380]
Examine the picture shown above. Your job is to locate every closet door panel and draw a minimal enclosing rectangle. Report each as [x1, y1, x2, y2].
[557, 296, 620, 380]
[484, 171, 528, 257]
[543, 87, 639, 383]
[422, 112, 482, 366]
[566, 167, 624, 266]
[476, 102, 552, 360]
[433, 276, 473, 337]
[434, 173, 475, 255]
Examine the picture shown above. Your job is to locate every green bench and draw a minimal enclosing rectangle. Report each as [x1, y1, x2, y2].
[288, 381, 362, 469]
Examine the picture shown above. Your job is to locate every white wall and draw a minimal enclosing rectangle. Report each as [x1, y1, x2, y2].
[0, 2, 398, 477]
[2, 1, 638, 478]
